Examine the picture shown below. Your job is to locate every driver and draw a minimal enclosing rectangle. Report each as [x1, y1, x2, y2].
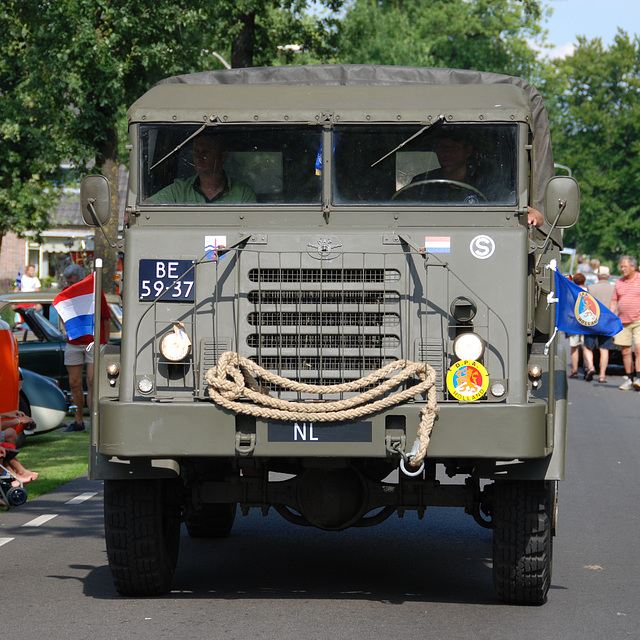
[404, 129, 543, 225]
[408, 129, 497, 203]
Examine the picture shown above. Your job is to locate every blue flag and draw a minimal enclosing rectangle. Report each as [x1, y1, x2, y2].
[554, 270, 622, 336]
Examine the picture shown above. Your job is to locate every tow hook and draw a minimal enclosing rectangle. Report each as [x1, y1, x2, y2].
[385, 434, 425, 477]
[235, 432, 256, 456]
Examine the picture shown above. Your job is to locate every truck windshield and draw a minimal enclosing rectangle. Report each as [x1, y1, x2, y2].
[333, 123, 518, 205]
[140, 124, 323, 205]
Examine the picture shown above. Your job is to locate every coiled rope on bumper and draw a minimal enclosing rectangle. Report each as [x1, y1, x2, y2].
[205, 352, 438, 467]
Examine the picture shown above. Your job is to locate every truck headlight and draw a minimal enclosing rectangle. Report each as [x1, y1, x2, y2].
[453, 332, 484, 361]
[160, 323, 192, 362]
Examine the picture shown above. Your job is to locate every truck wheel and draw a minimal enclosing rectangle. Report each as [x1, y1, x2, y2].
[104, 479, 182, 596]
[185, 503, 236, 538]
[492, 480, 553, 606]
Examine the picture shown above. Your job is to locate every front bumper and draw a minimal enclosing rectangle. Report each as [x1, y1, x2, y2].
[95, 397, 550, 460]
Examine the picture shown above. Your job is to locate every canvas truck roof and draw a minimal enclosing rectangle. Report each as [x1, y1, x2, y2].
[128, 83, 532, 126]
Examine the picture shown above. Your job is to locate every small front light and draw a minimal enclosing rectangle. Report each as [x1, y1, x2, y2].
[138, 376, 154, 395]
[453, 332, 484, 361]
[160, 323, 192, 362]
[529, 365, 542, 379]
[491, 382, 506, 397]
[106, 363, 120, 378]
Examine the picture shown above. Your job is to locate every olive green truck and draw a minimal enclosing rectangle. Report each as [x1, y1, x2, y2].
[82, 65, 579, 605]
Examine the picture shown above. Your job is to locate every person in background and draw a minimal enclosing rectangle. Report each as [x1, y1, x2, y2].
[1, 411, 38, 487]
[610, 255, 640, 390]
[583, 266, 615, 383]
[14, 264, 41, 293]
[576, 254, 594, 276]
[60, 264, 110, 432]
[568, 272, 595, 379]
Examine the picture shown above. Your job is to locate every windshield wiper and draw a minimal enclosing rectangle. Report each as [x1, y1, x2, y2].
[149, 123, 208, 172]
[370, 114, 446, 168]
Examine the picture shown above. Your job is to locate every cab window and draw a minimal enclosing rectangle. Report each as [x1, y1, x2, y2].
[140, 125, 322, 205]
[332, 124, 518, 205]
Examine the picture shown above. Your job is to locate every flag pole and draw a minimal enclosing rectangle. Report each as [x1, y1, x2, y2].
[91, 259, 103, 448]
[547, 297, 556, 450]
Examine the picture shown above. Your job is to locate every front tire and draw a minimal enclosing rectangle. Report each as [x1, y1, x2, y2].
[492, 480, 554, 605]
[104, 479, 182, 596]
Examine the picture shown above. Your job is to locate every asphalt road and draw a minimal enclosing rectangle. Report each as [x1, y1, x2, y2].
[2, 371, 639, 640]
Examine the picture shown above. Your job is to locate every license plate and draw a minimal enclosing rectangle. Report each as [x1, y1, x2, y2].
[139, 259, 195, 302]
[268, 421, 372, 443]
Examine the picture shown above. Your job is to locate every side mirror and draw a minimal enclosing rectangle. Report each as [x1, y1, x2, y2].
[544, 176, 580, 229]
[81, 175, 111, 227]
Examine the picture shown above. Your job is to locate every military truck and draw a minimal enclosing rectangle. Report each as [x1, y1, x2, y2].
[82, 65, 579, 605]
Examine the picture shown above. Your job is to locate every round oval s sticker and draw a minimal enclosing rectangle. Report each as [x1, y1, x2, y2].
[470, 235, 495, 260]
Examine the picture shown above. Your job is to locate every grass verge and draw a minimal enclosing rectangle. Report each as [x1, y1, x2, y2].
[12, 428, 90, 501]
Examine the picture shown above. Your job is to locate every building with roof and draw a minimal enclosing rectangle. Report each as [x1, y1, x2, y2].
[0, 167, 126, 289]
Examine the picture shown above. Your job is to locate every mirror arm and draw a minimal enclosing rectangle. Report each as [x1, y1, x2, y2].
[87, 198, 118, 249]
[537, 198, 566, 257]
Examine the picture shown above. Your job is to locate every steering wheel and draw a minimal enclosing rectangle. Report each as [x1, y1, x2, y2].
[392, 178, 487, 202]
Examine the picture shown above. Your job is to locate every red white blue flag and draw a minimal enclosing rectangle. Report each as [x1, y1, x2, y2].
[52, 274, 96, 341]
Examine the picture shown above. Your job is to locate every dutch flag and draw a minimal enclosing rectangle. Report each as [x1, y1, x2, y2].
[424, 236, 451, 253]
[53, 274, 96, 341]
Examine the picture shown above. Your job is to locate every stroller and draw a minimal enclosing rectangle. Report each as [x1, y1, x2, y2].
[0, 449, 28, 509]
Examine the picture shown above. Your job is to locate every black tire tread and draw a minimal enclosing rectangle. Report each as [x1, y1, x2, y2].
[492, 480, 553, 606]
[104, 479, 181, 597]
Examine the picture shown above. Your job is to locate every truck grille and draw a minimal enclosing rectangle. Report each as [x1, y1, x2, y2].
[243, 260, 406, 396]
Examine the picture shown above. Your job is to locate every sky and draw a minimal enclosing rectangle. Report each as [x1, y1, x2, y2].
[540, 0, 639, 58]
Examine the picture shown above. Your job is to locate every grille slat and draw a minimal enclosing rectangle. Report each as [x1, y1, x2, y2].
[248, 290, 400, 305]
[251, 356, 396, 371]
[248, 268, 400, 283]
[248, 311, 399, 327]
[247, 334, 400, 349]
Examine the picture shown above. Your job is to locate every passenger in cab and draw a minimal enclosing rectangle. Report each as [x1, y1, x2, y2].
[149, 132, 256, 204]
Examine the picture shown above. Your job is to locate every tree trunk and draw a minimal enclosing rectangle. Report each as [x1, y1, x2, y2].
[93, 127, 120, 295]
[231, 12, 256, 68]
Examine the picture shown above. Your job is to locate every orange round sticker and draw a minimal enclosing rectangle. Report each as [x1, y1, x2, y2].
[446, 360, 489, 402]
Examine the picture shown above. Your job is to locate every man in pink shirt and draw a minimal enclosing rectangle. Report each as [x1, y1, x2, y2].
[610, 255, 640, 390]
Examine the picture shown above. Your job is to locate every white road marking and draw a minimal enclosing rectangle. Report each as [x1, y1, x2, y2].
[22, 514, 58, 527]
[0, 538, 15, 547]
[66, 492, 97, 505]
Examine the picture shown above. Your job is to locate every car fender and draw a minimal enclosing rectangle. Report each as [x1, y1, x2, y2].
[19, 368, 67, 435]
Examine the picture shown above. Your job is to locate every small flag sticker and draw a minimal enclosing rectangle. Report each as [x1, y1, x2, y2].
[424, 236, 451, 253]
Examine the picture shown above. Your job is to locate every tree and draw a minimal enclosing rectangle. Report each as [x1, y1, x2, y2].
[0, 5, 64, 254]
[204, 1, 345, 68]
[1, 1, 344, 287]
[542, 32, 640, 260]
[334, 0, 547, 77]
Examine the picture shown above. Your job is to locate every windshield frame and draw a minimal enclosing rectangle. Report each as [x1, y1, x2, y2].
[137, 123, 324, 207]
[331, 122, 520, 208]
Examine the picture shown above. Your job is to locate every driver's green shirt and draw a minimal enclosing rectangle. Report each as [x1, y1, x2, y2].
[149, 174, 256, 204]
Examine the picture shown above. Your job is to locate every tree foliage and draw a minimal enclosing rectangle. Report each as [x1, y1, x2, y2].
[0, 4, 64, 251]
[0, 0, 344, 284]
[542, 32, 640, 260]
[334, 0, 547, 76]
